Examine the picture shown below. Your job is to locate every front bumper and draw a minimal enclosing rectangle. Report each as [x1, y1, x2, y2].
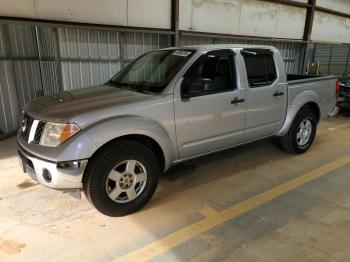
[18, 148, 88, 189]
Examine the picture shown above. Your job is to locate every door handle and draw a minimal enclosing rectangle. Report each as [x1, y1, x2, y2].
[231, 97, 245, 104]
[273, 91, 284, 97]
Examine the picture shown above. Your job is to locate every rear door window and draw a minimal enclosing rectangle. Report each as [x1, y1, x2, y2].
[242, 50, 277, 88]
[243, 55, 266, 86]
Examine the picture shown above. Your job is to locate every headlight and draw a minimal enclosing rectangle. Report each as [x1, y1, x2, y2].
[40, 122, 80, 147]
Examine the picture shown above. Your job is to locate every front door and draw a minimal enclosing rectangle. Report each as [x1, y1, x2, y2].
[174, 49, 246, 159]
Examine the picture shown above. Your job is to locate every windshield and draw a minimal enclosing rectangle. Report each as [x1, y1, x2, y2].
[108, 49, 195, 94]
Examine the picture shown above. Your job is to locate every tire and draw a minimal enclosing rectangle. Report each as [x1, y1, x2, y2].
[279, 106, 317, 154]
[83, 140, 160, 217]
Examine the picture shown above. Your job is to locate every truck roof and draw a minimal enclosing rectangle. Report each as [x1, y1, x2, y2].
[161, 44, 278, 52]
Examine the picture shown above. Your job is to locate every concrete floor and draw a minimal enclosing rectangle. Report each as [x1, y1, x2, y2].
[1, 113, 350, 262]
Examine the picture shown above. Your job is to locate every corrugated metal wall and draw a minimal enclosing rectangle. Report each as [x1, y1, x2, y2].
[59, 29, 171, 90]
[0, 22, 172, 136]
[313, 44, 350, 76]
[180, 35, 303, 74]
[0, 24, 36, 136]
[0, 21, 304, 137]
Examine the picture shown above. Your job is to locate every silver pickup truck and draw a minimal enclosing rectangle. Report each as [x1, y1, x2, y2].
[17, 45, 338, 216]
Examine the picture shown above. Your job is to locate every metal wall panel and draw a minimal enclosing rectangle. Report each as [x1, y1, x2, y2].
[180, 35, 303, 74]
[36, 27, 61, 96]
[59, 28, 171, 90]
[6, 25, 42, 111]
[0, 60, 20, 135]
[124, 32, 171, 60]
[7, 24, 37, 57]
[12, 60, 42, 108]
[0, 25, 7, 57]
[313, 44, 350, 76]
[59, 28, 124, 90]
[0, 24, 40, 135]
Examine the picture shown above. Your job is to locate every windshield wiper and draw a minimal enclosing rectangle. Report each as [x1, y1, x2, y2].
[105, 79, 122, 87]
[105, 80, 134, 89]
[106, 80, 154, 94]
[128, 81, 154, 94]
[106, 78, 161, 95]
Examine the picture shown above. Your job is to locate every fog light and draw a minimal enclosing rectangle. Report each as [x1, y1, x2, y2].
[57, 161, 81, 169]
[42, 169, 52, 183]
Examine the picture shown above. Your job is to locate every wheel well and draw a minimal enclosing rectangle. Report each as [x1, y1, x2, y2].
[91, 134, 165, 171]
[304, 102, 321, 122]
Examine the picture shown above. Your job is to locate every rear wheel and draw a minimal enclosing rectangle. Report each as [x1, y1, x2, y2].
[83, 140, 160, 216]
[279, 106, 317, 154]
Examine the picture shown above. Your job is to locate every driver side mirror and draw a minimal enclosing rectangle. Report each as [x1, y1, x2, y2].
[181, 78, 212, 99]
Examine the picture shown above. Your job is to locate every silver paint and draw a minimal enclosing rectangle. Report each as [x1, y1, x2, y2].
[17, 44, 337, 190]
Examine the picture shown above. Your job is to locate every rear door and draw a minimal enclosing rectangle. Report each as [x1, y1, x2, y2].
[241, 48, 287, 141]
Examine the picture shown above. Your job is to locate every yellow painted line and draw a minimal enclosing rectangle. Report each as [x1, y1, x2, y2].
[199, 205, 219, 218]
[114, 155, 350, 262]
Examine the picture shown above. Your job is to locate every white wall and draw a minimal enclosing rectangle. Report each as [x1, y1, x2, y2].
[179, 0, 306, 39]
[127, 0, 171, 28]
[0, 0, 171, 29]
[2, 0, 350, 43]
[312, 0, 350, 44]
[311, 11, 350, 44]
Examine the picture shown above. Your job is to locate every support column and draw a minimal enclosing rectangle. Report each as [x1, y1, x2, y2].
[302, 0, 316, 73]
[171, 0, 180, 47]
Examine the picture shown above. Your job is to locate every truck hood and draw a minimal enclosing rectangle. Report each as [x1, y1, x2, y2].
[25, 85, 159, 126]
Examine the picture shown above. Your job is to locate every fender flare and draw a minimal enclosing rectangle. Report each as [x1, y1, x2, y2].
[83, 115, 177, 171]
[276, 90, 321, 136]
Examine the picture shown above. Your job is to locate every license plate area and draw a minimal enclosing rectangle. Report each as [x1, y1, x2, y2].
[17, 150, 34, 173]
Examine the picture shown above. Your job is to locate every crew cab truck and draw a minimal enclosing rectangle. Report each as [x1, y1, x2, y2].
[17, 45, 338, 216]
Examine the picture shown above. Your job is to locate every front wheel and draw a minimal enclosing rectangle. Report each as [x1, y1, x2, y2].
[83, 140, 160, 217]
[279, 106, 317, 154]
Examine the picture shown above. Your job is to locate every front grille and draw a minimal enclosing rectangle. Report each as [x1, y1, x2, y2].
[33, 121, 45, 143]
[22, 114, 34, 141]
[21, 113, 46, 144]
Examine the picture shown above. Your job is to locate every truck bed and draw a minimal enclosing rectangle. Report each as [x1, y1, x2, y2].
[287, 74, 336, 84]
[286, 74, 337, 120]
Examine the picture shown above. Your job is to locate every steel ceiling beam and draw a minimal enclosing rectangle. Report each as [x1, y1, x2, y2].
[0, 16, 175, 35]
[315, 6, 350, 20]
[303, 0, 316, 41]
[259, 0, 311, 9]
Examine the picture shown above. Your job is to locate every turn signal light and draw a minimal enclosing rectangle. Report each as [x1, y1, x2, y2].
[59, 124, 80, 143]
